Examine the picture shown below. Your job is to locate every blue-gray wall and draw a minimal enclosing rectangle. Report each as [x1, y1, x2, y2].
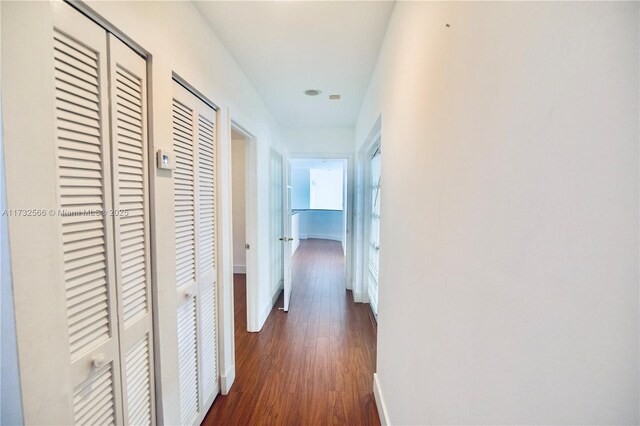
[291, 167, 310, 210]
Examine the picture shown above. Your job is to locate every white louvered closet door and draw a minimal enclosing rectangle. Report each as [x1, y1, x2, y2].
[52, 3, 153, 425]
[108, 35, 155, 426]
[172, 81, 219, 426]
[52, 5, 123, 425]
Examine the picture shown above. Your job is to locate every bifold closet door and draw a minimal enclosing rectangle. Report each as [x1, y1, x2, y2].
[108, 34, 155, 426]
[52, 5, 123, 424]
[52, 3, 154, 424]
[172, 81, 219, 426]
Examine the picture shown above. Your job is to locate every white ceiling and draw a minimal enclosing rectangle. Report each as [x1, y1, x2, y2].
[193, 1, 395, 128]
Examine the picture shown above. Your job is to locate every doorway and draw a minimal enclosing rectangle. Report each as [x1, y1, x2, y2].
[283, 157, 349, 312]
[231, 128, 247, 334]
[230, 125, 258, 332]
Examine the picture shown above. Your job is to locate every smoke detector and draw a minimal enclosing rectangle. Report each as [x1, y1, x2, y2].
[304, 89, 321, 96]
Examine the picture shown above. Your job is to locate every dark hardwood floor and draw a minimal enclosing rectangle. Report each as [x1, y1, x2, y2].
[203, 239, 379, 425]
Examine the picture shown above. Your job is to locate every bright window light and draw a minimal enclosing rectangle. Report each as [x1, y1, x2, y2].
[309, 168, 343, 210]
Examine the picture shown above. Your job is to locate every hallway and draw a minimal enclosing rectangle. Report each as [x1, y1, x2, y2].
[204, 239, 379, 425]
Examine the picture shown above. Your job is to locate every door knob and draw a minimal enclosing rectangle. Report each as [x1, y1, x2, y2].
[92, 353, 106, 369]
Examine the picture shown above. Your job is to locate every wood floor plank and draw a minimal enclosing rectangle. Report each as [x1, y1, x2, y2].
[203, 239, 380, 426]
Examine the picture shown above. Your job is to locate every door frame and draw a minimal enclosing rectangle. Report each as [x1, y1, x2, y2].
[287, 152, 354, 292]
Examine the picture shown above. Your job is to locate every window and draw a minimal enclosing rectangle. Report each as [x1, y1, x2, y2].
[309, 168, 343, 210]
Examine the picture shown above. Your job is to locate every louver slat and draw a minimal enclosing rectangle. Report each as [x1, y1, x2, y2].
[114, 65, 148, 327]
[197, 115, 215, 273]
[73, 363, 116, 426]
[125, 336, 152, 426]
[173, 100, 196, 290]
[54, 29, 111, 361]
[177, 297, 199, 426]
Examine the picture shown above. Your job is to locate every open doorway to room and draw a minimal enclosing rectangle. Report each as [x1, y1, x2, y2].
[284, 158, 348, 312]
[230, 126, 254, 334]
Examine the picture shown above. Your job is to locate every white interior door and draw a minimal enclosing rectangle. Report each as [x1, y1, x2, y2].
[282, 157, 293, 311]
[270, 149, 285, 305]
[368, 148, 381, 316]
[172, 81, 219, 426]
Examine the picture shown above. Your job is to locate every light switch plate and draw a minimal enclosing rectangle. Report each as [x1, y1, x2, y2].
[156, 149, 174, 170]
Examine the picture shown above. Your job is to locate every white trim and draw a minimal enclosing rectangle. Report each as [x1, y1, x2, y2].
[219, 363, 235, 395]
[373, 373, 390, 426]
[233, 265, 246, 274]
[216, 107, 237, 410]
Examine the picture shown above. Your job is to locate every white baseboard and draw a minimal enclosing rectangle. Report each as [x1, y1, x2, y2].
[220, 363, 236, 395]
[233, 265, 246, 274]
[373, 373, 390, 425]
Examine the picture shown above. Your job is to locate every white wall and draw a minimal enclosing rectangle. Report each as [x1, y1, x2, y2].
[1, 1, 283, 423]
[357, 2, 639, 424]
[284, 127, 354, 154]
[232, 139, 246, 272]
